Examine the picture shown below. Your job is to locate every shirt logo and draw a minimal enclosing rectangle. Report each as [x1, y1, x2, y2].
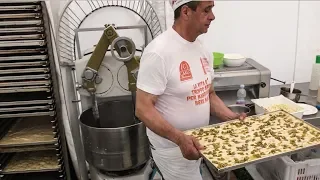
[200, 57, 210, 75]
[179, 61, 193, 81]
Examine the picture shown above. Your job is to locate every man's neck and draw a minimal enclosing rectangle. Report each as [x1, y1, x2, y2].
[172, 22, 198, 42]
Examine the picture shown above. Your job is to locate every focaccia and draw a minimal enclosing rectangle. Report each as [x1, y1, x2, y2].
[185, 111, 320, 170]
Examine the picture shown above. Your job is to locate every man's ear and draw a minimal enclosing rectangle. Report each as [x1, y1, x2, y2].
[180, 5, 190, 20]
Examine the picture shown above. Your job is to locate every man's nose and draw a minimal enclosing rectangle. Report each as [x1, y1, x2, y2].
[209, 11, 215, 21]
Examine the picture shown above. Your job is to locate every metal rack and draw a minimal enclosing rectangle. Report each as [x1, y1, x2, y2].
[0, 1, 71, 179]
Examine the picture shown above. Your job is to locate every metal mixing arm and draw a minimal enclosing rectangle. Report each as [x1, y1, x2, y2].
[81, 24, 139, 93]
[81, 25, 118, 93]
[80, 24, 139, 124]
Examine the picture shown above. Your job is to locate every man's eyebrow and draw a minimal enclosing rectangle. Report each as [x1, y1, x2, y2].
[205, 5, 214, 9]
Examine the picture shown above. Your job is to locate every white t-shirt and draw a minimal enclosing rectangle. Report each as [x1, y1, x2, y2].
[137, 27, 214, 149]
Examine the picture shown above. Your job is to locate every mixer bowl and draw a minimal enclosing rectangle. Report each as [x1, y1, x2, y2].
[79, 97, 150, 172]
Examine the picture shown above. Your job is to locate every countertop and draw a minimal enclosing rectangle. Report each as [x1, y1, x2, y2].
[210, 82, 320, 127]
[246, 82, 320, 180]
[269, 82, 320, 127]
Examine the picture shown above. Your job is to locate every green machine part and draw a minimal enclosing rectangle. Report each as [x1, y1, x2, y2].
[82, 24, 140, 93]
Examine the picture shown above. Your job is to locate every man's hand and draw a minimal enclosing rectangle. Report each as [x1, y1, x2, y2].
[176, 134, 205, 160]
[230, 113, 247, 120]
[234, 112, 247, 120]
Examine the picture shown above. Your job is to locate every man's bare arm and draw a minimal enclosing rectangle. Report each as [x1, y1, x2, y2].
[209, 86, 238, 121]
[135, 89, 184, 145]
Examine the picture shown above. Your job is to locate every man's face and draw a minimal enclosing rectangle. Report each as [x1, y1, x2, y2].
[189, 1, 215, 34]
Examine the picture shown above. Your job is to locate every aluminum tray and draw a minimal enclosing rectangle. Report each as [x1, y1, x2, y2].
[0, 74, 50, 81]
[0, 20, 42, 26]
[0, 55, 47, 62]
[0, 116, 57, 148]
[0, 86, 51, 94]
[0, 151, 61, 174]
[0, 13, 41, 19]
[0, 111, 55, 119]
[0, 61, 48, 68]
[0, 144, 57, 153]
[0, 27, 44, 33]
[190, 110, 320, 173]
[0, 48, 46, 55]
[0, 105, 53, 113]
[0, 40, 46, 47]
[0, 34, 44, 41]
[0, 99, 53, 107]
[0, 80, 51, 88]
[0, 120, 16, 140]
[0, 5, 41, 11]
[0, 68, 49, 75]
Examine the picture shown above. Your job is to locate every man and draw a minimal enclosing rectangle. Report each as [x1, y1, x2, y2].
[135, 1, 246, 179]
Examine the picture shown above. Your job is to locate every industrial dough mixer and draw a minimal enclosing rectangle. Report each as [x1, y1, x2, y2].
[56, 1, 165, 180]
[76, 24, 151, 180]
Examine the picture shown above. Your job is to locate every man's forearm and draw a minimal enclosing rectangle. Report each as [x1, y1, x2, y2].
[209, 92, 237, 121]
[136, 106, 183, 145]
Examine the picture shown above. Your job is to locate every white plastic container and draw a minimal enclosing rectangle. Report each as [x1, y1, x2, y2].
[256, 149, 320, 180]
[309, 55, 320, 90]
[251, 95, 304, 119]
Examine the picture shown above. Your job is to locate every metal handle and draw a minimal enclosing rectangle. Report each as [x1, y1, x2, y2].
[111, 37, 136, 62]
[271, 78, 286, 84]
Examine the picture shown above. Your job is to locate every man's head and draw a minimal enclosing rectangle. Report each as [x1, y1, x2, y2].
[170, 0, 215, 36]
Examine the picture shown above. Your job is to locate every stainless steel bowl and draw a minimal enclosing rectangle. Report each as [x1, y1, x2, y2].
[228, 104, 251, 114]
[79, 97, 150, 172]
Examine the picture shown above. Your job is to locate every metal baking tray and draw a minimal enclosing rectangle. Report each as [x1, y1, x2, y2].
[0, 150, 61, 174]
[0, 27, 44, 33]
[0, 61, 48, 68]
[190, 110, 320, 173]
[0, 111, 55, 119]
[0, 105, 53, 113]
[0, 55, 47, 62]
[0, 80, 51, 88]
[0, 99, 53, 107]
[0, 116, 57, 148]
[0, 48, 47, 55]
[0, 120, 17, 140]
[0, 74, 50, 81]
[0, 13, 41, 19]
[0, 68, 49, 75]
[0, 144, 57, 153]
[0, 5, 41, 11]
[0, 34, 44, 41]
[0, 20, 42, 26]
[0, 86, 51, 94]
[0, 40, 46, 47]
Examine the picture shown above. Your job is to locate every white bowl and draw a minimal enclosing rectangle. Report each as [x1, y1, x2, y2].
[223, 53, 246, 67]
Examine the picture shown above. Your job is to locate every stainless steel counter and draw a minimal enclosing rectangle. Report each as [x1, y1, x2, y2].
[245, 82, 320, 180]
[212, 82, 320, 127]
[269, 82, 320, 127]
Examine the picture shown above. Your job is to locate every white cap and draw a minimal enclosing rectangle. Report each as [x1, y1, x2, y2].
[170, 0, 194, 11]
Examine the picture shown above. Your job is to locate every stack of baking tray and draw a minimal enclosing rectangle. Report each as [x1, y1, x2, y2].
[0, 1, 71, 180]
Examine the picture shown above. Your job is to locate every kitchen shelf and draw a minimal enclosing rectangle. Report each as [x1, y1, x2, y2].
[0, 1, 71, 179]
